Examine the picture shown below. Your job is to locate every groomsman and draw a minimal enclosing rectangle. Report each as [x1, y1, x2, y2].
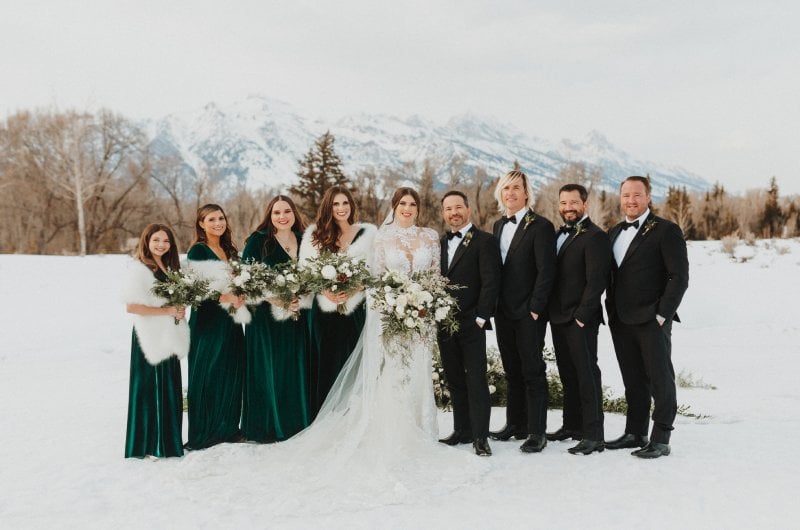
[489, 170, 556, 453]
[605, 176, 689, 459]
[546, 184, 611, 455]
[437, 190, 502, 456]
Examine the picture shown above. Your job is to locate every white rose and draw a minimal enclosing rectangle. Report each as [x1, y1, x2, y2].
[396, 294, 408, 308]
[239, 271, 251, 282]
[286, 274, 297, 283]
[431, 372, 440, 381]
[488, 384, 496, 394]
[321, 265, 337, 280]
[435, 307, 449, 321]
[385, 293, 396, 306]
[276, 275, 286, 286]
[420, 291, 433, 304]
[404, 317, 416, 328]
[411, 310, 419, 318]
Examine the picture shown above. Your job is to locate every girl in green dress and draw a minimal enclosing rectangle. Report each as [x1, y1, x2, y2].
[185, 204, 246, 450]
[123, 223, 188, 459]
[241, 195, 310, 442]
[299, 186, 376, 418]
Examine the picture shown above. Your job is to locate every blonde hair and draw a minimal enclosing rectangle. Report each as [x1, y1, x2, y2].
[494, 170, 535, 216]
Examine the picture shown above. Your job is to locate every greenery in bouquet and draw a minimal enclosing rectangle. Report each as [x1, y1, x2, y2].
[265, 260, 312, 321]
[369, 269, 460, 348]
[150, 268, 210, 324]
[227, 259, 271, 306]
[304, 251, 374, 314]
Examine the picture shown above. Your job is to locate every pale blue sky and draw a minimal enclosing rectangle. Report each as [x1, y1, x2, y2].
[2, 0, 798, 193]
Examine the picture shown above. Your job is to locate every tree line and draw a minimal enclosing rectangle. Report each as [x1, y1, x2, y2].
[1, 108, 797, 255]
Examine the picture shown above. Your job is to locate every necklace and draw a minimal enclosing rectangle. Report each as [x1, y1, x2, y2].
[276, 233, 295, 255]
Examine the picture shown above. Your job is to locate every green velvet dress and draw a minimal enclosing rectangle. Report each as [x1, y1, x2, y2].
[306, 228, 368, 418]
[124, 270, 185, 459]
[186, 243, 245, 449]
[241, 231, 310, 442]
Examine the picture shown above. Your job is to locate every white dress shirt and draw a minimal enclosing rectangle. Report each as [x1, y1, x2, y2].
[613, 209, 650, 267]
[500, 208, 527, 263]
[447, 223, 472, 267]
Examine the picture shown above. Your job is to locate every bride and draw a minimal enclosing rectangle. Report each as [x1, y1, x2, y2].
[243, 187, 488, 513]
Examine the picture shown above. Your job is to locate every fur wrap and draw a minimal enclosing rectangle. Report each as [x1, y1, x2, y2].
[298, 223, 377, 315]
[121, 259, 190, 365]
[185, 258, 252, 324]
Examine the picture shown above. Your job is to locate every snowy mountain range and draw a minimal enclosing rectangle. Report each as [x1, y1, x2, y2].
[147, 95, 709, 199]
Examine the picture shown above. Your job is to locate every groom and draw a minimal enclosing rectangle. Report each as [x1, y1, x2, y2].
[437, 190, 501, 456]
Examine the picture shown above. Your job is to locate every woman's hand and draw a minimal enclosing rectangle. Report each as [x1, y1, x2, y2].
[323, 290, 348, 305]
[219, 293, 245, 308]
[288, 298, 300, 312]
[168, 305, 186, 321]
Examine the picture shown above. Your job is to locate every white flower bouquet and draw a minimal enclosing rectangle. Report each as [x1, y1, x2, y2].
[304, 250, 374, 314]
[150, 268, 210, 324]
[222, 259, 272, 324]
[264, 260, 313, 321]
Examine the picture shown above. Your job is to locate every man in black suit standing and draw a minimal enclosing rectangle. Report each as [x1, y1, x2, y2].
[489, 170, 556, 453]
[437, 190, 502, 457]
[546, 184, 611, 455]
[605, 176, 689, 459]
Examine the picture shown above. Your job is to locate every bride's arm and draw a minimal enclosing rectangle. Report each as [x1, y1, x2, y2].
[422, 228, 441, 272]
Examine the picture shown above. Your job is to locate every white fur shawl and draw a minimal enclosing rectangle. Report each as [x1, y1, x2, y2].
[121, 259, 190, 366]
[298, 223, 377, 315]
[186, 258, 252, 324]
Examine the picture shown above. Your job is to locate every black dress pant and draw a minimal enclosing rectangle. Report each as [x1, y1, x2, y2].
[610, 319, 676, 444]
[439, 321, 490, 438]
[494, 311, 548, 435]
[551, 320, 604, 441]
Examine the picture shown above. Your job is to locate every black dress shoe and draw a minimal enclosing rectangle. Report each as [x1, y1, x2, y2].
[489, 424, 527, 441]
[605, 433, 649, 450]
[567, 439, 605, 455]
[546, 426, 582, 442]
[632, 442, 670, 459]
[473, 438, 492, 456]
[520, 434, 547, 453]
[438, 430, 473, 446]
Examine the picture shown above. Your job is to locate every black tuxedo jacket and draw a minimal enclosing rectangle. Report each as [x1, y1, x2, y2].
[492, 209, 556, 320]
[548, 218, 612, 326]
[605, 213, 689, 325]
[440, 226, 501, 331]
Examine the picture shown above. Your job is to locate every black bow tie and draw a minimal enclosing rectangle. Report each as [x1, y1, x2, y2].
[502, 216, 517, 225]
[447, 231, 463, 240]
[621, 219, 640, 231]
[559, 224, 575, 235]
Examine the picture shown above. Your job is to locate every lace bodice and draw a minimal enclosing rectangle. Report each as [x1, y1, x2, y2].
[373, 225, 440, 275]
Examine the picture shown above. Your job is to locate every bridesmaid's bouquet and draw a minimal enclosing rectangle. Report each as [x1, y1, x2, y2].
[223, 259, 272, 324]
[370, 269, 460, 349]
[304, 251, 374, 314]
[265, 260, 313, 321]
[151, 268, 210, 324]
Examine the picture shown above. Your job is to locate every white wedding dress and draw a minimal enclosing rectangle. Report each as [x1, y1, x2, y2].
[237, 222, 488, 514]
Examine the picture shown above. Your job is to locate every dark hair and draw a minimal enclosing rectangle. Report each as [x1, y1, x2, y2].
[387, 187, 421, 224]
[559, 184, 589, 202]
[250, 195, 307, 252]
[312, 186, 358, 253]
[192, 203, 238, 259]
[620, 175, 651, 194]
[441, 190, 470, 207]
[135, 223, 181, 272]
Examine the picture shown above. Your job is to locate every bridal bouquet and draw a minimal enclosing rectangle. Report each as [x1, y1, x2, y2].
[151, 268, 210, 324]
[370, 269, 460, 349]
[264, 260, 313, 321]
[304, 251, 374, 314]
[223, 259, 272, 324]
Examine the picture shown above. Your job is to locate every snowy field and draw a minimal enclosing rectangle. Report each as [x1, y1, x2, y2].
[1, 239, 799, 529]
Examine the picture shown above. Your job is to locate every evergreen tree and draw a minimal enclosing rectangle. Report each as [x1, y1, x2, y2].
[664, 185, 694, 238]
[289, 131, 353, 221]
[760, 176, 784, 238]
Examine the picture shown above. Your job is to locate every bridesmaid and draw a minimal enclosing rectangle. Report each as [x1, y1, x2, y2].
[185, 204, 246, 449]
[123, 223, 188, 459]
[299, 185, 376, 418]
[241, 195, 311, 442]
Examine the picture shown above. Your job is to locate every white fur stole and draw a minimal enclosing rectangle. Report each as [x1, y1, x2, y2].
[122, 259, 190, 365]
[298, 223, 377, 315]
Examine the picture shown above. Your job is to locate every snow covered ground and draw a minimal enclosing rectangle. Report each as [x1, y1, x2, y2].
[1, 239, 799, 529]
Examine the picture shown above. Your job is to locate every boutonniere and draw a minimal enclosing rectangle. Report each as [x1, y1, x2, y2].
[641, 218, 658, 236]
[523, 212, 536, 230]
[573, 223, 588, 237]
[462, 231, 474, 248]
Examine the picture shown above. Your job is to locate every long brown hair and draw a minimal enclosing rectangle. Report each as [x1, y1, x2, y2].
[386, 187, 421, 225]
[250, 195, 307, 251]
[192, 203, 238, 259]
[312, 185, 358, 253]
[135, 223, 181, 272]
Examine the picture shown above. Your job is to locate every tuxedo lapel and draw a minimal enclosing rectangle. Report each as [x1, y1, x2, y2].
[447, 227, 473, 274]
[440, 236, 448, 275]
[504, 210, 530, 262]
